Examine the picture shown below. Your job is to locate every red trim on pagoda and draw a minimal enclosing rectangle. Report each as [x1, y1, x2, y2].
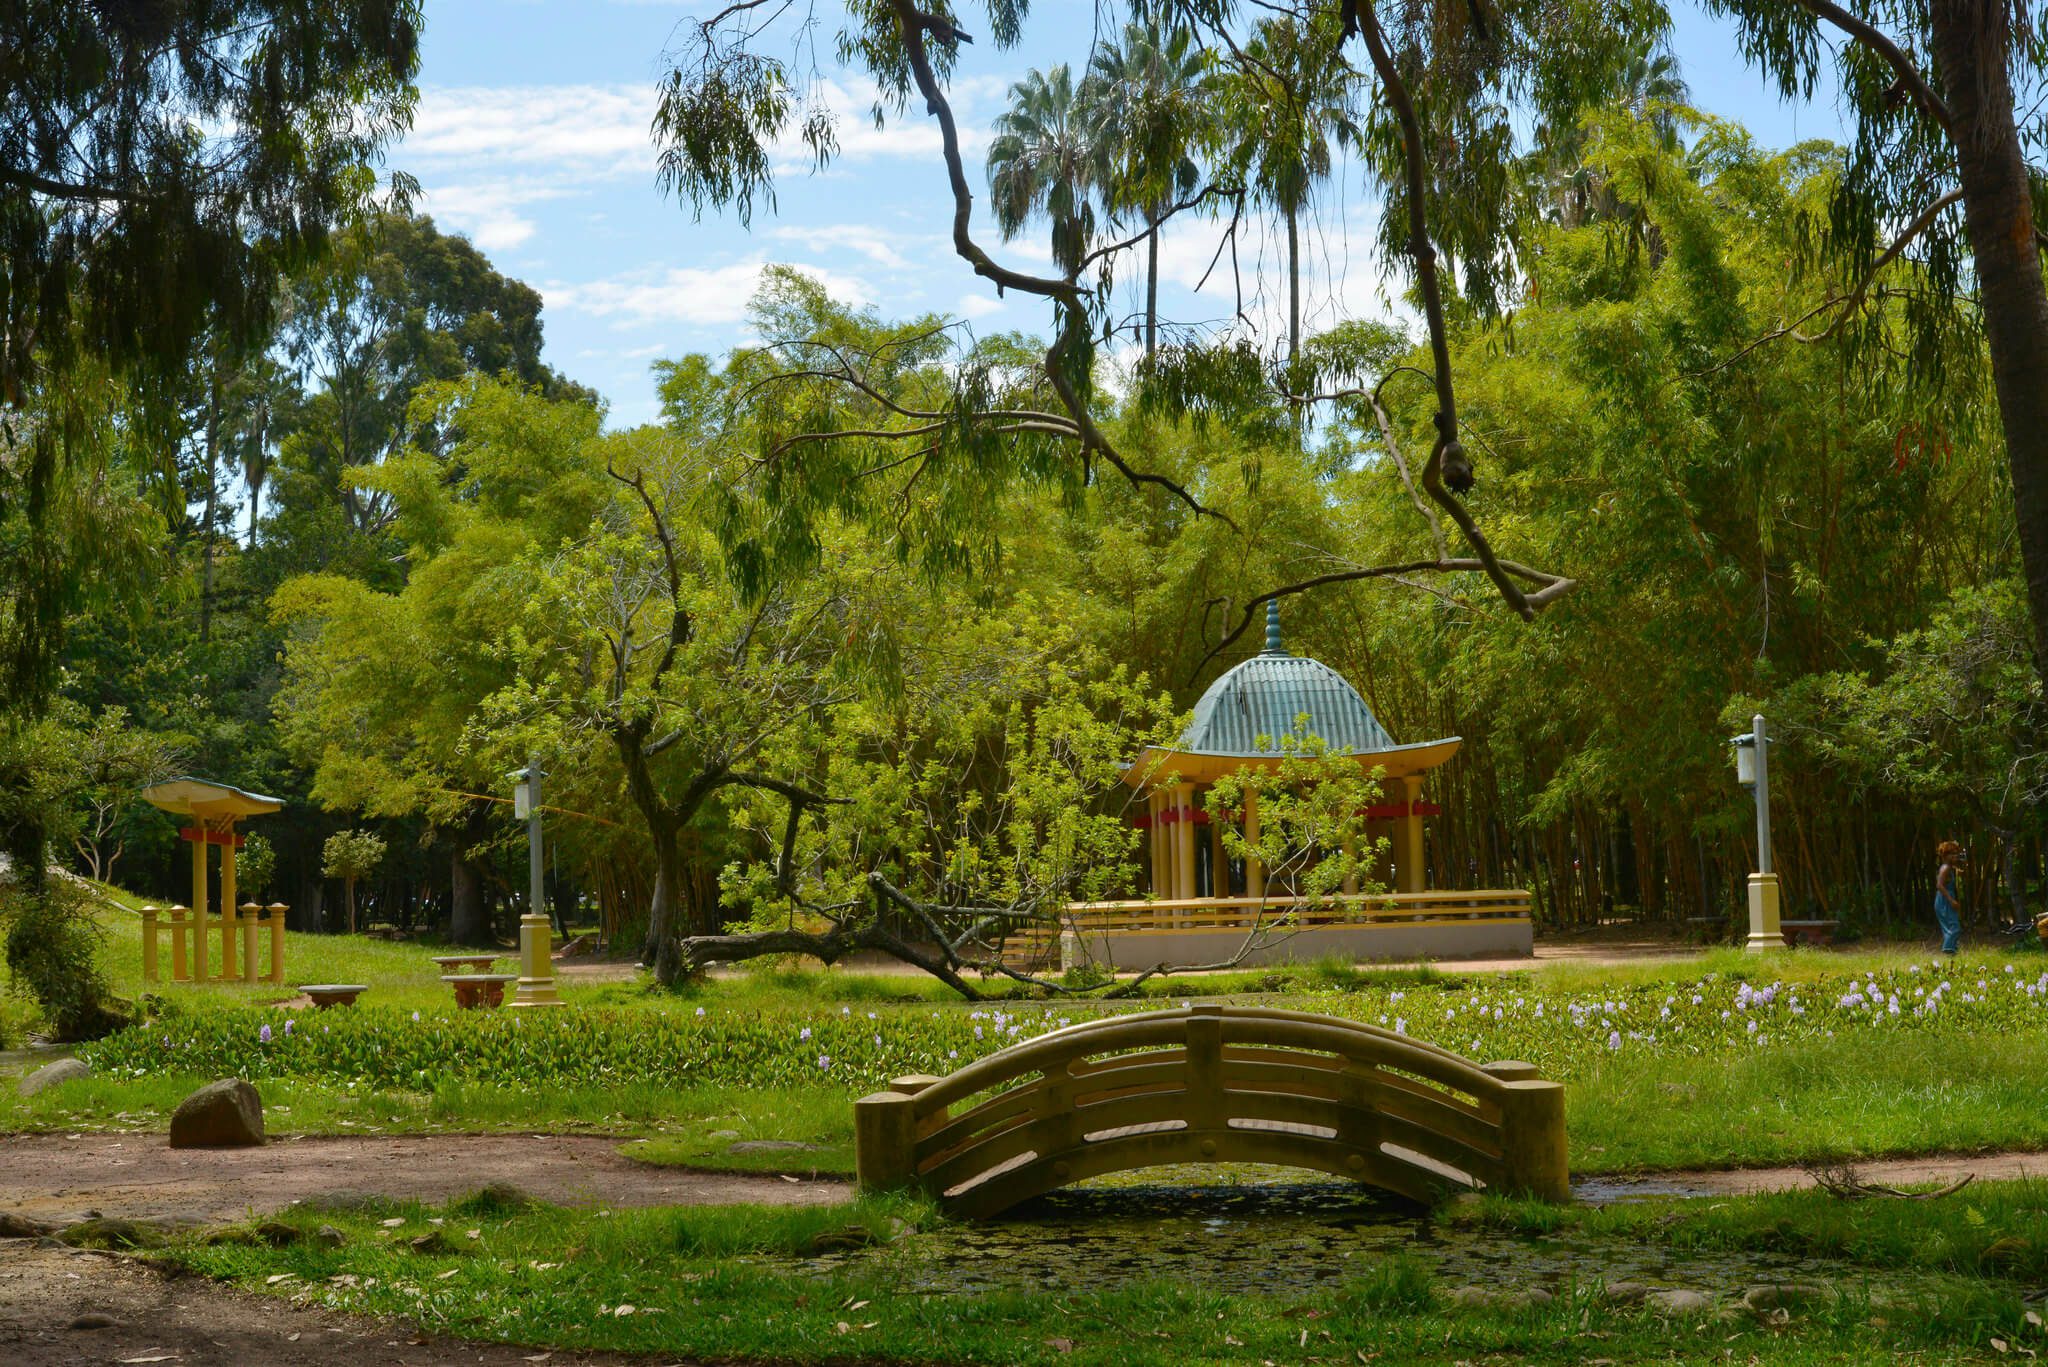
[179, 827, 246, 848]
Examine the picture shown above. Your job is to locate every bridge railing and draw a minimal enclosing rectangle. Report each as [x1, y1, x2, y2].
[855, 1003, 1568, 1218]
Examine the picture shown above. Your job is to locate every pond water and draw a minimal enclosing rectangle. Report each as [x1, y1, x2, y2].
[803, 1169, 1862, 1298]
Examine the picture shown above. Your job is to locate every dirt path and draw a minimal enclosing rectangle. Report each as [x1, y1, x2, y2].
[1579, 1149, 2048, 1200]
[0, 1133, 851, 1226]
[0, 1241, 676, 1366]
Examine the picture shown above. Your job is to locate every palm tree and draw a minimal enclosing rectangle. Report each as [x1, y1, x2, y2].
[1090, 22, 1216, 359]
[1220, 17, 1361, 364]
[986, 64, 1109, 279]
[1530, 43, 1690, 230]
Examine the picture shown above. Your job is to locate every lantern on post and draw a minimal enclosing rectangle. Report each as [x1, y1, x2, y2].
[1729, 715, 1781, 952]
[508, 761, 563, 1008]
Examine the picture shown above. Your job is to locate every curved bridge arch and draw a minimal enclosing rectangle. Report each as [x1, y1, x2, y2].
[854, 1004, 1567, 1218]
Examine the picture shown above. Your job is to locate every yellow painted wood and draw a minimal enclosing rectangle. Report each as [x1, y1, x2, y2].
[189, 841, 207, 982]
[855, 1004, 1569, 1216]
[1397, 776, 1425, 894]
[169, 905, 188, 981]
[1243, 789, 1263, 900]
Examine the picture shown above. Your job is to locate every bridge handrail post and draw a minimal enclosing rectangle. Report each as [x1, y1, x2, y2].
[854, 1088, 922, 1193]
[1495, 1077, 1569, 1202]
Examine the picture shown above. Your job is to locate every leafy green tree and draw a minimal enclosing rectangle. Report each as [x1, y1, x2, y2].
[322, 829, 386, 934]
[68, 707, 179, 885]
[238, 833, 278, 904]
[271, 212, 595, 567]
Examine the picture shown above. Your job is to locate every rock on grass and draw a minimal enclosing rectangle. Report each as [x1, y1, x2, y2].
[168, 1078, 264, 1149]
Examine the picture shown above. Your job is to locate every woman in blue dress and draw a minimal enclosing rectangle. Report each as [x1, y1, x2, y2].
[1933, 841, 1964, 955]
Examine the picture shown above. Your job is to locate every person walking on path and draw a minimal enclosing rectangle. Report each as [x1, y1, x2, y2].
[1934, 841, 1965, 955]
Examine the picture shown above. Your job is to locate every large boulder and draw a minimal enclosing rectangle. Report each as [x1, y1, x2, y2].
[168, 1078, 265, 1149]
[17, 1058, 89, 1097]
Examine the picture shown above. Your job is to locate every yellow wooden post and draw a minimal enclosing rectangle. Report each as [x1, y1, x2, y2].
[1396, 776, 1425, 895]
[189, 835, 208, 982]
[853, 1087, 920, 1192]
[1495, 1076, 1570, 1202]
[141, 906, 159, 984]
[1342, 835, 1359, 897]
[219, 824, 239, 980]
[1147, 790, 1165, 897]
[1209, 817, 1226, 898]
[1174, 790, 1196, 912]
[169, 905, 189, 981]
[266, 904, 288, 983]
[239, 904, 261, 985]
[1244, 789, 1264, 901]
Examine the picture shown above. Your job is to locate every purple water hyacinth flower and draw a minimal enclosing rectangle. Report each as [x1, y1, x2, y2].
[259, 1024, 272, 1044]
[818, 1054, 831, 1070]
[284, 1019, 294, 1037]
[412, 1011, 420, 1022]
[1607, 1031, 1621, 1050]
[695, 1006, 706, 1017]
[799, 1026, 812, 1041]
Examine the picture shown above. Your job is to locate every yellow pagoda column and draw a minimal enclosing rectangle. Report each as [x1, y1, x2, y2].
[1397, 776, 1426, 894]
[1174, 789, 1197, 909]
[1209, 819, 1226, 899]
[219, 823, 240, 980]
[189, 829, 209, 982]
[1244, 789, 1264, 901]
[1155, 791, 1171, 897]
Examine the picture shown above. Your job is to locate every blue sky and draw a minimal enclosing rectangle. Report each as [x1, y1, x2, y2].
[396, 2, 1843, 428]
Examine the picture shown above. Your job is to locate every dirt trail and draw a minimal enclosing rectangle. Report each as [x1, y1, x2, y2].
[0, 1133, 851, 1226]
[1580, 1149, 2048, 1200]
[0, 1241, 675, 1366]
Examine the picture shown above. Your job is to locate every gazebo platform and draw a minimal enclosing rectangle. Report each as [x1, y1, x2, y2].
[1009, 891, 1533, 972]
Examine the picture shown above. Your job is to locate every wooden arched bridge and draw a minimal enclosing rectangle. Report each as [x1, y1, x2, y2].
[854, 1004, 1568, 1217]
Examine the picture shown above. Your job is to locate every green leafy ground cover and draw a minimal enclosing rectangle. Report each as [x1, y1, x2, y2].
[160, 1184, 2048, 1365]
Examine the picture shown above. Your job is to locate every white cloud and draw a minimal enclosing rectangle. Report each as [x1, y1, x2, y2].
[418, 178, 578, 252]
[955, 292, 1006, 320]
[546, 259, 872, 328]
[406, 84, 657, 176]
[767, 223, 918, 270]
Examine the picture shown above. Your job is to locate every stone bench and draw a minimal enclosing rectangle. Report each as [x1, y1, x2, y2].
[298, 983, 368, 1009]
[1779, 920, 1838, 948]
[442, 973, 517, 1009]
[431, 953, 504, 975]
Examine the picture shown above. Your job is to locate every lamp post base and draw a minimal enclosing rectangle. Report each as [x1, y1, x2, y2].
[509, 912, 565, 1008]
[1743, 873, 1783, 953]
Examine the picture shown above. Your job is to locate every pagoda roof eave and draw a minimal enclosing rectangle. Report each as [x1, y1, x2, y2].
[140, 776, 286, 821]
[1122, 737, 1463, 788]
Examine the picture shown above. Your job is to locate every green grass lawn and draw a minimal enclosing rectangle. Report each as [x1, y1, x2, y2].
[158, 1181, 2048, 1365]
[7, 890, 2048, 1180]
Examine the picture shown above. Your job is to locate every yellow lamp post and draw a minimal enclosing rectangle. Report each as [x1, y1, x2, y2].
[508, 762, 563, 1009]
[1732, 715, 1783, 952]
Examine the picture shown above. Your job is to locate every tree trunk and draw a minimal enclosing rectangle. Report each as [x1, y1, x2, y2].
[1145, 211, 1161, 360]
[643, 823, 686, 985]
[345, 878, 357, 934]
[450, 812, 492, 947]
[199, 367, 220, 645]
[1286, 201, 1301, 362]
[1930, 0, 2048, 671]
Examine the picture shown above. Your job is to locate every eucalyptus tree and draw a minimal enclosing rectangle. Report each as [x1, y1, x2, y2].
[647, 0, 1641, 643]
[1090, 22, 1218, 358]
[0, 0, 421, 894]
[1695, 0, 2048, 675]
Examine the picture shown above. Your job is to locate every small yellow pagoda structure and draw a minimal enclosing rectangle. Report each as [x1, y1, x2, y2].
[139, 777, 287, 984]
[1059, 604, 1531, 968]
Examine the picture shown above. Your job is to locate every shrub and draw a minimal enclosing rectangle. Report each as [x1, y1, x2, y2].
[2, 877, 124, 1040]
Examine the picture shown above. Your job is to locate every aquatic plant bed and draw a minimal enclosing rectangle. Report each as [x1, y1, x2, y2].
[160, 1180, 2048, 1365]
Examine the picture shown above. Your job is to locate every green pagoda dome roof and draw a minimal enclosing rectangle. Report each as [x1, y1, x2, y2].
[1179, 602, 1400, 756]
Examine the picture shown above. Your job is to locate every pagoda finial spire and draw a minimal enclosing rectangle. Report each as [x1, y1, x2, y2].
[1262, 599, 1287, 655]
